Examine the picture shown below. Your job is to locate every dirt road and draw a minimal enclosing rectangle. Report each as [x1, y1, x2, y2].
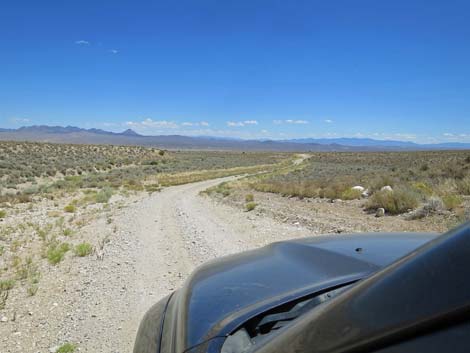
[56, 176, 308, 352]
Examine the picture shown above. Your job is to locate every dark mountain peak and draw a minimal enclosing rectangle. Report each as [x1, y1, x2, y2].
[86, 128, 114, 135]
[120, 129, 141, 136]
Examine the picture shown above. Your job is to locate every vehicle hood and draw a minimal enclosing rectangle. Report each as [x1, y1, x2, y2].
[162, 232, 436, 352]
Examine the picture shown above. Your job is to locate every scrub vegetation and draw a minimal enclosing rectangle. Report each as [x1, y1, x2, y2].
[0, 141, 287, 203]
[0, 140, 287, 313]
[211, 151, 470, 222]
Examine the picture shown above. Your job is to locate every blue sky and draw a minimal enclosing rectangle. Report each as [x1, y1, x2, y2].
[1, 0, 469, 143]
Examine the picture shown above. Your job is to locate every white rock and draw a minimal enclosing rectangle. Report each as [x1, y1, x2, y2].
[380, 185, 393, 192]
[361, 189, 369, 198]
[0, 316, 8, 322]
[376, 208, 385, 217]
[352, 186, 365, 192]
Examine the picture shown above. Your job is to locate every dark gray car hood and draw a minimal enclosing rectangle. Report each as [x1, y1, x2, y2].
[162, 232, 436, 352]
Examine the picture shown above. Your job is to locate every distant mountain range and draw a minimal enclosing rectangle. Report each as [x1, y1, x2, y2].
[286, 137, 470, 150]
[0, 125, 469, 151]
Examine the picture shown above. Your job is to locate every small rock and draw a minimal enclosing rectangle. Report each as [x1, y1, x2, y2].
[0, 316, 8, 322]
[376, 208, 385, 217]
[381, 186, 393, 192]
[352, 186, 365, 192]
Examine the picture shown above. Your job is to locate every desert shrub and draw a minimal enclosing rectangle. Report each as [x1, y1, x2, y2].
[341, 188, 362, 200]
[0, 210, 5, 218]
[36, 224, 53, 241]
[46, 243, 70, 265]
[418, 197, 445, 217]
[207, 182, 232, 197]
[144, 184, 161, 193]
[27, 284, 39, 296]
[457, 176, 470, 195]
[434, 179, 458, 196]
[412, 182, 433, 197]
[16, 256, 40, 282]
[319, 182, 350, 200]
[64, 204, 76, 213]
[16, 193, 32, 203]
[368, 175, 396, 192]
[245, 194, 254, 202]
[56, 343, 76, 353]
[23, 185, 39, 195]
[442, 194, 463, 210]
[0, 279, 15, 291]
[95, 187, 113, 203]
[366, 188, 420, 215]
[62, 228, 74, 237]
[74, 242, 93, 257]
[245, 202, 257, 211]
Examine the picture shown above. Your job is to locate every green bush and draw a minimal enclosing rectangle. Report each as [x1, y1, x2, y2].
[0, 210, 5, 218]
[56, 343, 76, 353]
[366, 188, 419, 215]
[457, 176, 470, 195]
[0, 279, 15, 291]
[245, 202, 257, 211]
[23, 185, 39, 195]
[412, 182, 433, 197]
[245, 194, 254, 202]
[95, 187, 113, 203]
[341, 188, 362, 200]
[74, 242, 93, 257]
[442, 194, 463, 210]
[63, 204, 76, 213]
[47, 243, 70, 265]
[319, 181, 350, 200]
[62, 228, 74, 237]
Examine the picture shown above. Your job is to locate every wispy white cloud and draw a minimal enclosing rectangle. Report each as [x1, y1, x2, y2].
[109, 49, 119, 54]
[182, 121, 210, 127]
[227, 120, 258, 127]
[324, 119, 333, 123]
[440, 132, 470, 142]
[75, 40, 90, 45]
[227, 121, 245, 127]
[273, 119, 309, 125]
[9, 117, 31, 124]
[286, 119, 308, 124]
[125, 118, 179, 129]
